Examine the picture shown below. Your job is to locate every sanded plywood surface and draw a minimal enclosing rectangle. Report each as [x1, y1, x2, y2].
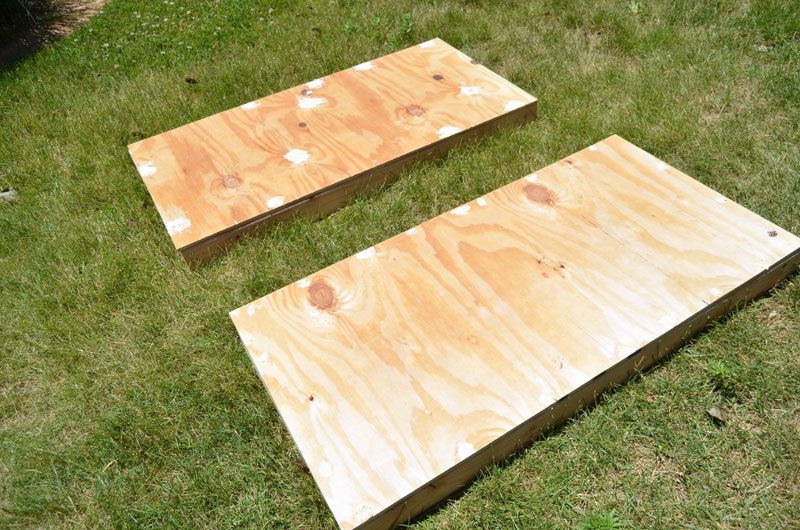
[127, 38, 536, 262]
[230, 135, 800, 530]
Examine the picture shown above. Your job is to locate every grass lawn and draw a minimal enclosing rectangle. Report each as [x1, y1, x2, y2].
[1, 0, 799, 528]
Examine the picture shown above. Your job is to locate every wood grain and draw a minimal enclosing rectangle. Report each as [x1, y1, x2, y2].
[127, 38, 537, 263]
[230, 135, 800, 530]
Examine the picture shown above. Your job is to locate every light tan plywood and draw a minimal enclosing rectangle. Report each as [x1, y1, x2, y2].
[230, 135, 800, 530]
[127, 38, 537, 263]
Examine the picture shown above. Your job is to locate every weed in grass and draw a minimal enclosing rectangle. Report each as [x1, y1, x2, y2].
[579, 509, 624, 530]
[706, 360, 739, 399]
[401, 13, 413, 35]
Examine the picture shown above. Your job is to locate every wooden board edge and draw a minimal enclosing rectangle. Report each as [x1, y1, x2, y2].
[178, 100, 538, 264]
[350, 248, 800, 530]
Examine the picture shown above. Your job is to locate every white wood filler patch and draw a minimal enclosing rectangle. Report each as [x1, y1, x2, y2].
[460, 86, 482, 96]
[256, 352, 270, 371]
[241, 101, 261, 110]
[457, 442, 475, 460]
[298, 96, 327, 109]
[307, 79, 324, 89]
[539, 393, 556, 406]
[284, 149, 310, 165]
[240, 331, 255, 347]
[137, 161, 157, 177]
[504, 100, 525, 112]
[356, 247, 377, 260]
[437, 125, 461, 138]
[354, 61, 374, 71]
[451, 205, 471, 216]
[166, 217, 191, 235]
[418, 40, 435, 48]
[267, 196, 285, 208]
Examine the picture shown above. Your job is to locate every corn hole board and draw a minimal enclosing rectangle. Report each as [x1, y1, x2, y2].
[127, 38, 536, 263]
[230, 135, 800, 530]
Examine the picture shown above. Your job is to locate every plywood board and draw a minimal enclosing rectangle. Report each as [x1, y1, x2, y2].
[230, 135, 800, 530]
[127, 38, 537, 263]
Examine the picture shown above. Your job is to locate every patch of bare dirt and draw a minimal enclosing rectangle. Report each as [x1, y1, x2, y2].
[1, 0, 109, 68]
